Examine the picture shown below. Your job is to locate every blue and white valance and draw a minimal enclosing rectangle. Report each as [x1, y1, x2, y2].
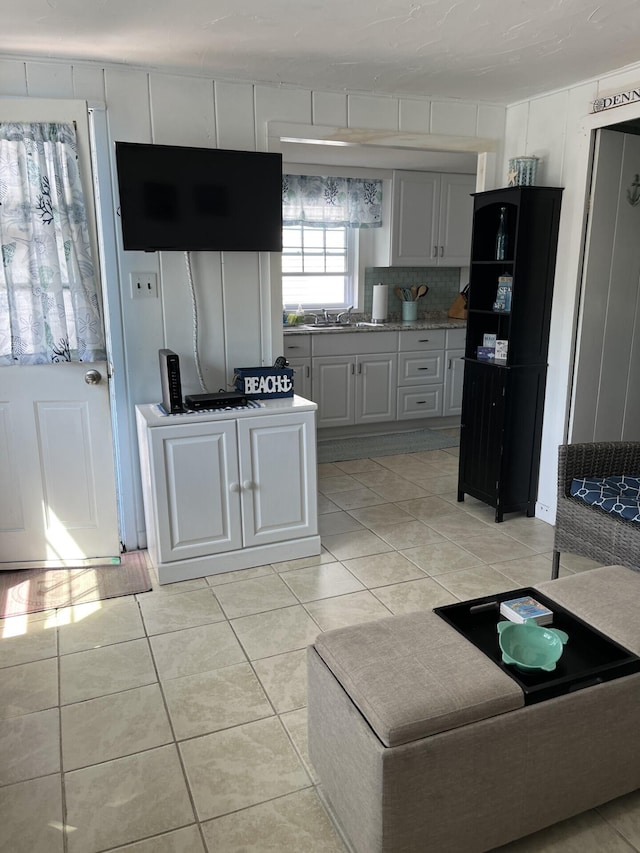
[282, 174, 382, 228]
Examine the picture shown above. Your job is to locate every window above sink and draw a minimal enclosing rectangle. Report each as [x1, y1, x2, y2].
[282, 223, 355, 310]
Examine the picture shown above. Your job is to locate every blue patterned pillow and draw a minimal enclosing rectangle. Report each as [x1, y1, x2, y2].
[570, 476, 640, 523]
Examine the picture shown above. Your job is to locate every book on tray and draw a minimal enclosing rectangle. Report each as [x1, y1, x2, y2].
[500, 596, 553, 625]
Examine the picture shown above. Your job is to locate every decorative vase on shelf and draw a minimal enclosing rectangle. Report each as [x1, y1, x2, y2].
[495, 206, 507, 260]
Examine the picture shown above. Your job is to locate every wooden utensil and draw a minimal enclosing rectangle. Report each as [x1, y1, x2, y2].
[410, 286, 417, 300]
[416, 284, 428, 299]
[395, 287, 405, 301]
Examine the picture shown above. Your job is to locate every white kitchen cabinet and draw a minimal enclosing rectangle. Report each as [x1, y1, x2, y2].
[312, 331, 398, 429]
[283, 335, 312, 401]
[313, 353, 397, 428]
[391, 171, 474, 267]
[136, 398, 320, 584]
[313, 356, 355, 428]
[443, 328, 467, 417]
[396, 329, 446, 420]
[289, 358, 312, 400]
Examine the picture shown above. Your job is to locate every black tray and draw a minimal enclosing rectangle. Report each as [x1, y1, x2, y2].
[434, 587, 640, 705]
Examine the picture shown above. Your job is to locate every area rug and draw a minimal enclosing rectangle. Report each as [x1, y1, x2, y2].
[0, 550, 152, 618]
[317, 428, 458, 464]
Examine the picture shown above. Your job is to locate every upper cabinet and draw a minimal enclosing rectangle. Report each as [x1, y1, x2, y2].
[390, 171, 475, 267]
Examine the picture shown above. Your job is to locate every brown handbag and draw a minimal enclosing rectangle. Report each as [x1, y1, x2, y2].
[448, 285, 469, 320]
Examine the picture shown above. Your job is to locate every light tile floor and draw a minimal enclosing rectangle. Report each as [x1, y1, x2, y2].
[2, 441, 640, 852]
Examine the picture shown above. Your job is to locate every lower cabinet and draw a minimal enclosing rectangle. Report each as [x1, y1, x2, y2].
[136, 400, 320, 583]
[443, 347, 465, 416]
[314, 353, 397, 428]
[288, 358, 312, 400]
[457, 360, 547, 521]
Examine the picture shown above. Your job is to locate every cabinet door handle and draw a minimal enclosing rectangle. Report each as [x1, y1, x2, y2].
[440, 245, 444, 257]
[448, 359, 452, 369]
[358, 363, 362, 374]
[287, 345, 301, 349]
[351, 363, 355, 375]
[230, 482, 240, 493]
[416, 400, 426, 404]
[417, 367, 429, 371]
[433, 245, 438, 258]
[305, 365, 310, 378]
[242, 480, 254, 490]
[418, 338, 429, 343]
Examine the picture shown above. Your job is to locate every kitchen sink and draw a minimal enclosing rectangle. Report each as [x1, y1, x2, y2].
[294, 323, 353, 330]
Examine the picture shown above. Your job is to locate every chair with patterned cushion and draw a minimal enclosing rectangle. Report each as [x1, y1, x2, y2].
[551, 441, 640, 578]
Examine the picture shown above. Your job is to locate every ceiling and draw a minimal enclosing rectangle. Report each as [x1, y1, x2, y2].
[5, 0, 640, 104]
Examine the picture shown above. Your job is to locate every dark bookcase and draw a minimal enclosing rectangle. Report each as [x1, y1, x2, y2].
[458, 186, 563, 521]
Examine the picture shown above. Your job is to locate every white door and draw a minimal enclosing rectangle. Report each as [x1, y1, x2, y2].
[570, 129, 640, 442]
[0, 98, 120, 567]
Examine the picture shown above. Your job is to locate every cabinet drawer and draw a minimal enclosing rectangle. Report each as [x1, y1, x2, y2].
[398, 352, 444, 385]
[397, 386, 443, 419]
[446, 328, 466, 349]
[313, 331, 398, 357]
[398, 329, 445, 351]
[283, 334, 311, 357]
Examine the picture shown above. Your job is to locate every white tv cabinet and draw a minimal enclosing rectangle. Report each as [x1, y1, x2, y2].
[135, 396, 320, 584]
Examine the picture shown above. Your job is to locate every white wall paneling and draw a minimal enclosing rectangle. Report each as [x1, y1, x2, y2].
[149, 74, 216, 146]
[214, 81, 256, 150]
[312, 91, 348, 127]
[25, 61, 73, 97]
[431, 100, 477, 137]
[72, 64, 106, 103]
[399, 99, 431, 134]
[348, 95, 399, 131]
[0, 59, 27, 95]
[255, 85, 311, 149]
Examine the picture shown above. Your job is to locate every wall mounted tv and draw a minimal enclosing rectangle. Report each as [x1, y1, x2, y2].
[115, 142, 283, 252]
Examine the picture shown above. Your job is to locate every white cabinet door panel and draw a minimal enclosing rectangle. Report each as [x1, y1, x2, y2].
[356, 354, 397, 423]
[444, 350, 465, 416]
[314, 356, 355, 428]
[150, 421, 242, 560]
[238, 413, 317, 546]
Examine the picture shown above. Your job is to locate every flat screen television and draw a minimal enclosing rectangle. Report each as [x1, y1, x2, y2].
[115, 142, 283, 252]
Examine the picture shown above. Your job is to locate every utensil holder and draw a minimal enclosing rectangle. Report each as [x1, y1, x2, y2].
[402, 301, 418, 323]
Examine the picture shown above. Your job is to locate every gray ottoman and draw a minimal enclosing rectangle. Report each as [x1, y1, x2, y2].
[307, 565, 640, 853]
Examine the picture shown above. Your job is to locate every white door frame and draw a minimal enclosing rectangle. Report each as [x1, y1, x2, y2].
[566, 99, 640, 442]
[88, 105, 138, 549]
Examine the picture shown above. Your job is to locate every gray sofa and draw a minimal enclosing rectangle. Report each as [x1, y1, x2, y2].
[307, 565, 640, 853]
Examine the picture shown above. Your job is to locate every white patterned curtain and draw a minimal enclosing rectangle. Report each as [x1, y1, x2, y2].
[0, 122, 106, 365]
[282, 174, 383, 228]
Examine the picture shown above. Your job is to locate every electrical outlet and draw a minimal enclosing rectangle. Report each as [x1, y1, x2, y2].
[130, 272, 158, 299]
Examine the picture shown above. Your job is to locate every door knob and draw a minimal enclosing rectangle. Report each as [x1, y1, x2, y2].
[84, 369, 102, 385]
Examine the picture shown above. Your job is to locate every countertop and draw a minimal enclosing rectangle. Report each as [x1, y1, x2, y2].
[283, 312, 466, 335]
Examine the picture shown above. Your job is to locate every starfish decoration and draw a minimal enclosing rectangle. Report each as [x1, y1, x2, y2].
[507, 168, 519, 187]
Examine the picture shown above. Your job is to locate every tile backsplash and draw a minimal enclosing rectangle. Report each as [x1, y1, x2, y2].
[364, 267, 463, 319]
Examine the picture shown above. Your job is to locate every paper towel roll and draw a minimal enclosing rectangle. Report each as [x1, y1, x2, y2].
[372, 284, 388, 322]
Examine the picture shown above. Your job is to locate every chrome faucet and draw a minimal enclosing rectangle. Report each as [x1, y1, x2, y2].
[337, 306, 353, 325]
